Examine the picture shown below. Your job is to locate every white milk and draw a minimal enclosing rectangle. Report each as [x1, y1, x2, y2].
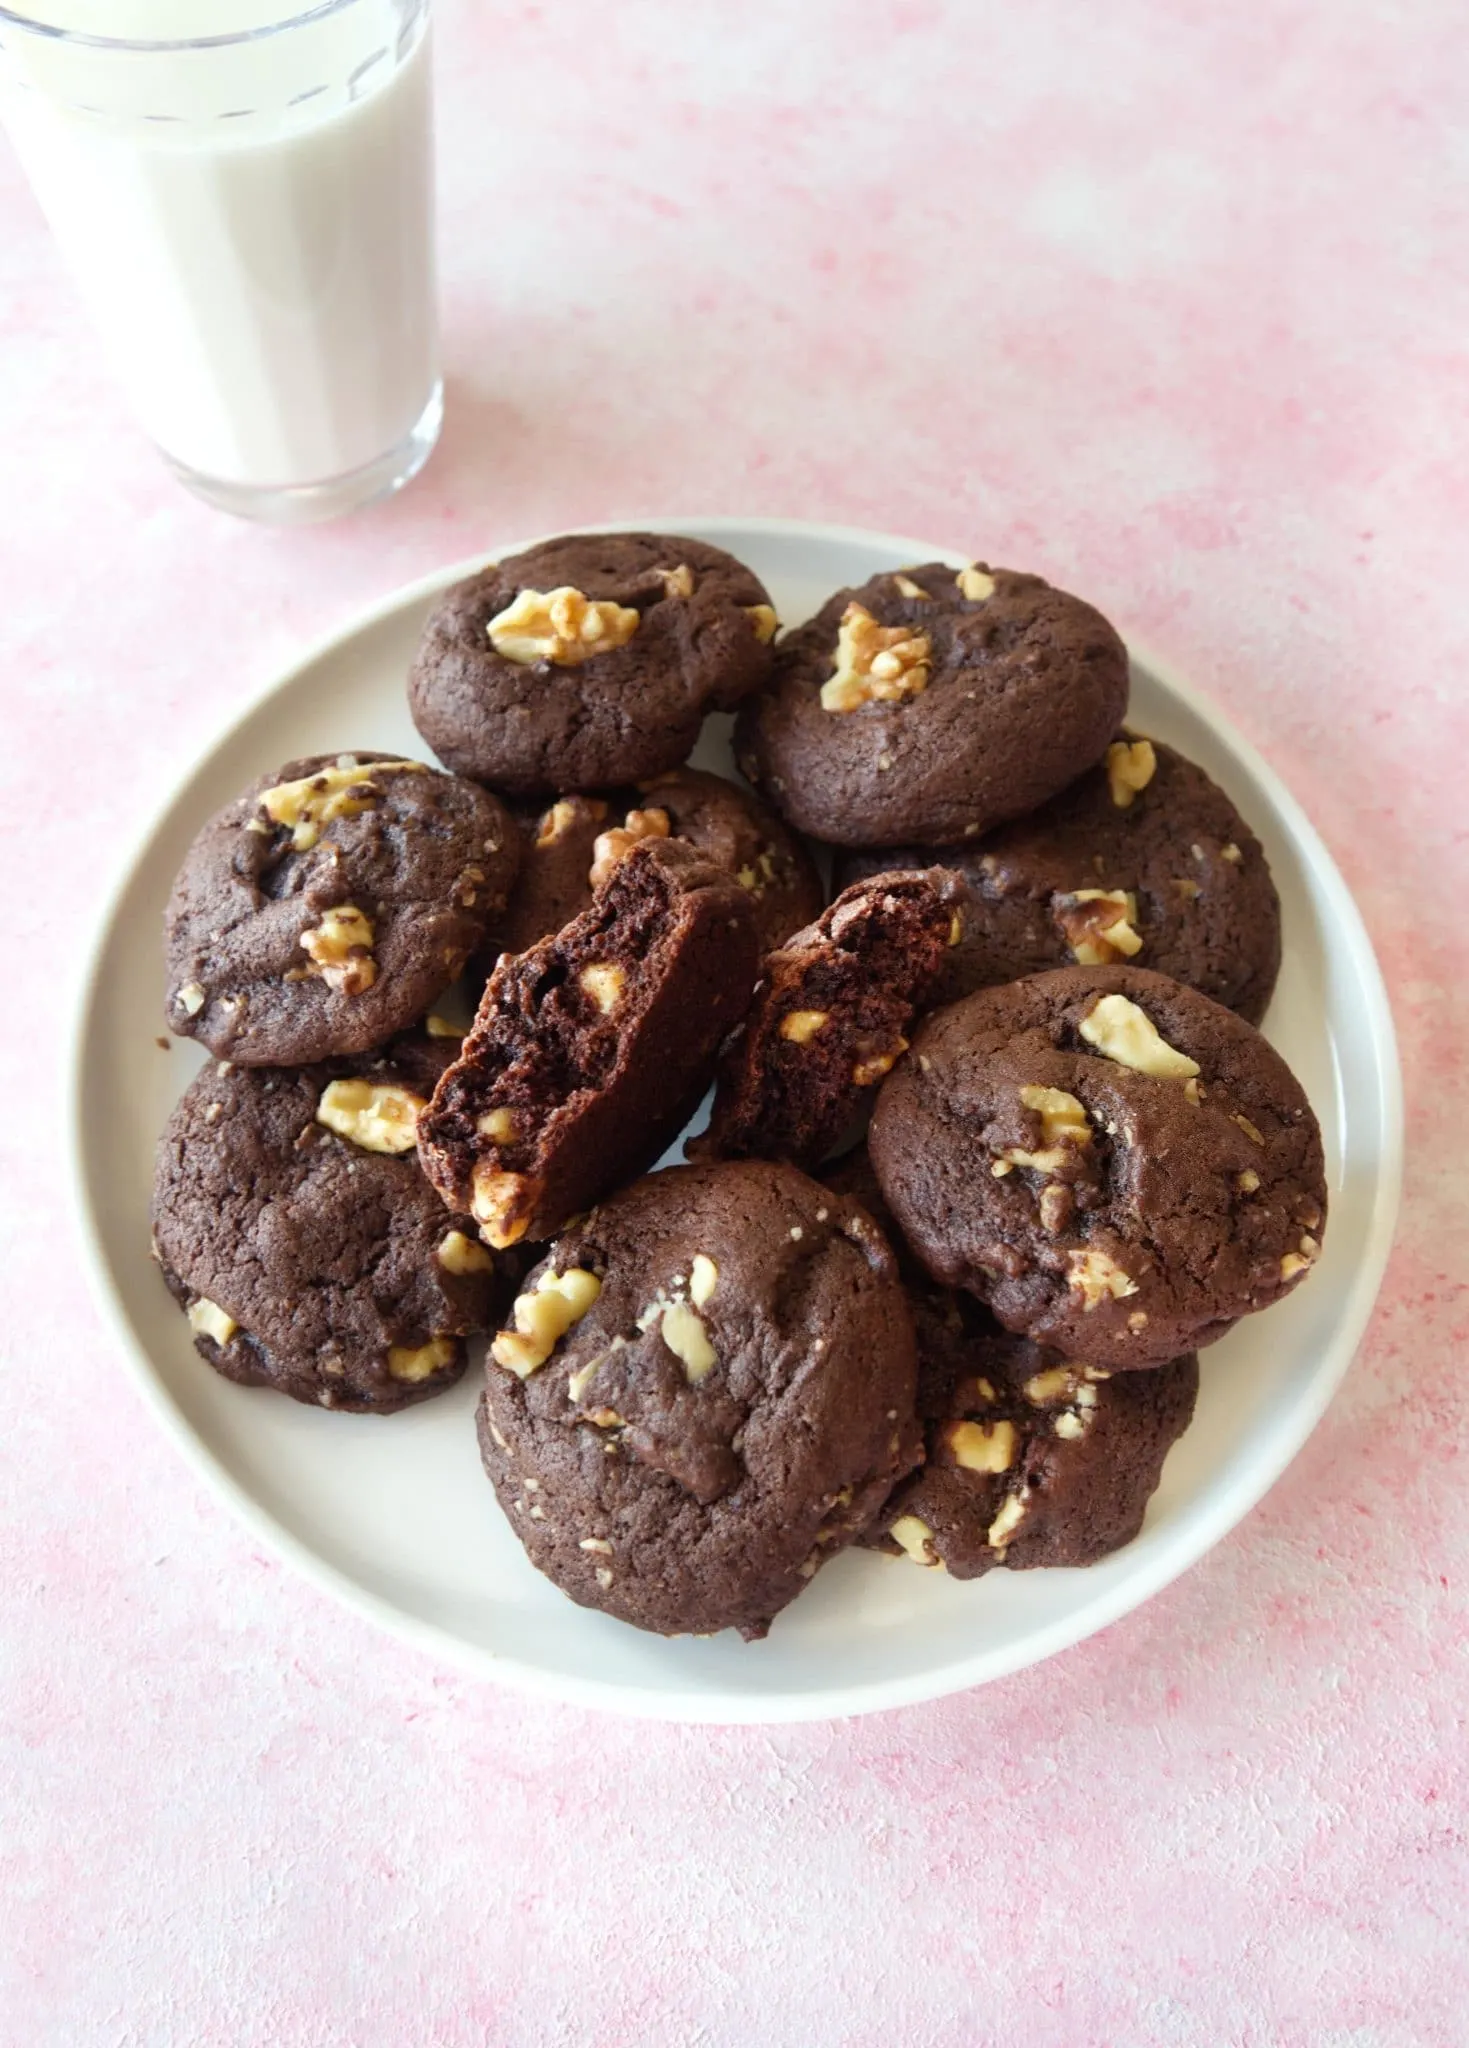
[0, 9, 437, 490]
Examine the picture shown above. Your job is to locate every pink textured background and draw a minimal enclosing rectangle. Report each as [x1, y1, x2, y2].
[2, 2, 1464, 2041]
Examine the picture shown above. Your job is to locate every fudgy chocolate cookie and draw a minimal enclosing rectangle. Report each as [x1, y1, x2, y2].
[417, 839, 760, 1251]
[833, 736, 1281, 1022]
[493, 768, 824, 962]
[695, 870, 963, 1170]
[823, 1150, 1198, 1576]
[164, 752, 518, 1066]
[408, 532, 778, 796]
[868, 965, 1327, 1370]
[151, 1035, 502, 1412]
[735, 562, 1128, 847]
[477, 1160, 921, 1639]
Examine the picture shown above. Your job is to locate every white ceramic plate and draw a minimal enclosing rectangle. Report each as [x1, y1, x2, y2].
[71, 518, 1402, 1724]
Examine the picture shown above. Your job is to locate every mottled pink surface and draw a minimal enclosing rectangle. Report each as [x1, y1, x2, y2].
[1, 2, 1463, 2041]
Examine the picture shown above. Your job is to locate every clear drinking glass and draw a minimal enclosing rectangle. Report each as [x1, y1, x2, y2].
[0, 0, 440, 523]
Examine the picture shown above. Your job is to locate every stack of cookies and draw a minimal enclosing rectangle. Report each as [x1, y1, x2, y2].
[151, 531, 1326, 1643]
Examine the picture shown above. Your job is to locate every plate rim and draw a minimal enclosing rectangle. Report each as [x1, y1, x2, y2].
[68, 515, 1405, 1724]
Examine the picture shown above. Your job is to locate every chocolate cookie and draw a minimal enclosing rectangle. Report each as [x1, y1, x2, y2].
[823, 1150, 1198, 1575]
[833, 736, 1281, 1023]
[695, 870, 963, 1170]
[494, 768, 823, 961]
[151, 1035, 502, 1412]
[734, 562, 1128, 847]
[477, 1160, 921, 1639]
[164, 752, 519, 1066]
[868, 966, 1327, 1370]
[408, 532, 778, 797]
[417, 838, 760, 1251]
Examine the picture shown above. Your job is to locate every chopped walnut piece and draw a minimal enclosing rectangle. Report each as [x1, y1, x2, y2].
[487, 586, 641, 666]
[1067, 1247, 1139, 1309]
[820, 602, 931, 712]
[437, 1230, 495, 1276]
[492, 1267, 602, 1377]
[316, 1078, 425, 1154]
[655, 563, 694, 598]
[947, 1418, 1017, 1474]
[956, 564, 996, 602]
[257, 758, 424, 852]
[890, 1514, 941, 1566]
[660, 1300, 716, 1384]
[187, 1297, 238, 1347]
[579, 962, 626, 1014]
[892, 573, 927, 598]
[987, 1494, 1027, 1549]
[588, 806, 670, 889]
[299, 905, 377, 997]
[1105, 738, 1157, 809]
[779, 1009, 830, 1045]
[471, 1166, 538, 1249]
[852, 1038, 909, 1087]
[387, 1335, 458, 1383]
[1079, 993, 1200, 1079]
[1053, 888, 1144, 965]
[745, 603, 779, 643]
[1001, 1083, 1092, 1173]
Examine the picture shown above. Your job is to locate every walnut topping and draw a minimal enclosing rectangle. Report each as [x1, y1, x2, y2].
[177, 981, 206, 1017]
[487, 586, 641, 666]
[316, 1078, 425, 1154]
[588, 806, 670, 889]
[1002, 1083, 1092, 1173]
[659, 1301, 716, 1383]
[299, 904, 377, 997]
[537, 796, 607, 847]
[987, 1494, 1027, 1549]
[892, 573, 927, 597]
[477, 1107, 518, 1143]
[889, 1513, 941, 1566]
[852, 1038, 909, 1087]
[1053, 1410, 1087, 1441]
[1221, 842, 1243, 863]
[656, 563, 694, 598]
[1280, 1234, 1320, 1281]
[579, 962, 626, 1014]
[956, 564, 997, 602]
[1079, 993, 1200, 1079]
[387, 1335, 458, 1383]
[1105, 738, 1157, 809]
[579, 1536, 614, 1555]
[492, 1266, 602, 1377]
[594, 1566, 614, 1589]
[187, 1297, 238, 1347]
[1024, 1367, 1075, 1406]
[425, 1013, 466, 1040]
[1053, 888, 1144, 965]
[689, 1254, 719, 1307]
[1067, 1247, 1139, 1309]
[1237, 1169, 1261, 1195]
[947, 1418, 1017, 1474]
[470, 1166, 537, 1249]
[437, 1229, 495, 1276]
[1038, 1184, 1073, 1234]
[820, 602, 931, 713]
[257, 758, 424, 852]
[745, 603, 779, 643]
[1173, 877, 1202, 903]
[780, 1008, 830, 1045]
[1232, 1112, 1266, 1146]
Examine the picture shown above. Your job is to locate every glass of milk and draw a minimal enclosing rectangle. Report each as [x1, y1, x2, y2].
[0, 0, 440, 522]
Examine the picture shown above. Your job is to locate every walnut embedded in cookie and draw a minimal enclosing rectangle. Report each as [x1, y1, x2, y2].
[163, 752, 519, 1065]
[150, 1035, 504, 1412]
[695, 868, 964, 1171]
[476, 1160, 922, 1640]
[734, 562, 1129, 848]
[408, 532, 778, 796]
[868, 965, 1327, 1370]
[833, 736, 1282, 1022]
[491, 768, 824, 962]
[416, 838, 760, 1252]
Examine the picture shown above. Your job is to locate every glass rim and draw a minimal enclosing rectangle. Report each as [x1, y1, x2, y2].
[0, 0, 368, 52]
